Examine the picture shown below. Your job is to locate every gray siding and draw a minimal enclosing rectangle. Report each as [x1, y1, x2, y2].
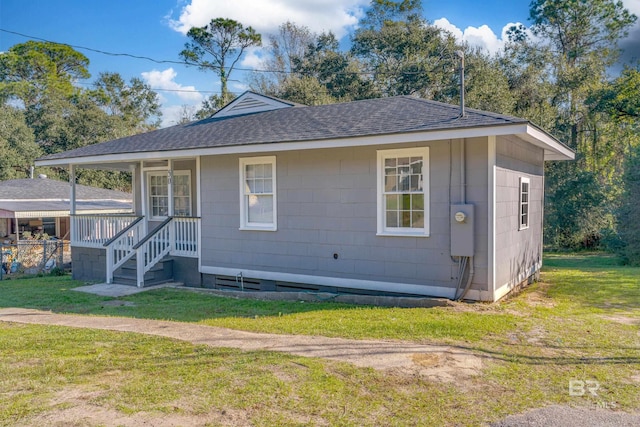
[172, 256, 200, 286]
[72, 246, 106, 282]
[200, 138, 490, 295]
[495, 135, 545, 293]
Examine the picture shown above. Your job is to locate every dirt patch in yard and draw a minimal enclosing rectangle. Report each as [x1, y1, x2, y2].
[2, 307, 487, 426]
[0, 307, 484, 383]
[601, 314, 639, 325]
[19, 386, 252, 427]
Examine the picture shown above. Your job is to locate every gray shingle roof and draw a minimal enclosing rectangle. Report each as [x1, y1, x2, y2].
[0, 200, 132, 215]
[0, 178, 131, 201]
[38, 96, 529, 161]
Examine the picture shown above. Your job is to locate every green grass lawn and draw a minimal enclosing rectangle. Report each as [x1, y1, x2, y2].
[0, 252, 638, 426]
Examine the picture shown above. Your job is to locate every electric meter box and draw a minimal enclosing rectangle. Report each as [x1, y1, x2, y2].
[451, 204, 474, 257]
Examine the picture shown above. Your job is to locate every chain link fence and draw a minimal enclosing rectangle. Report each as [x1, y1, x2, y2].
[1, 240, 69, 280]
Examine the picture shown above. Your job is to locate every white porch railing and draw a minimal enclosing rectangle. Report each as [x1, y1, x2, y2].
[71, 214, 140, 248]
[172, 217, 200, 257]
[71, 215, 200, 287]
[133, 217, 173, 287]
[104, 217, 146, 284]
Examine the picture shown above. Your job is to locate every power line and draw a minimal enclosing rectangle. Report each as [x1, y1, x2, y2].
[0, 28, 283, 74]
[0, 27, 446, 78]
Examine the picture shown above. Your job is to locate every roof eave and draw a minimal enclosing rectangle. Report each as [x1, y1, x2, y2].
[520, 124, 575, 161]
[34, 122, 574, 167]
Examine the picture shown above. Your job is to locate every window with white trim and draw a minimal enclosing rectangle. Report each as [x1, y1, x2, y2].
[519, 177, 530, 230]
[377, 147, 429, 236]
[172, 171, 192, 217]
[240, 156, 277, 231]
[148, 172, 169, 219]
[147, 170, 192, 219]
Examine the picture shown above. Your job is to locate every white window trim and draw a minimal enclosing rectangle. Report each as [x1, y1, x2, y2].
[519, 176, 530, 231]
[147, 170, 192, 220]
[172, 170, 192, 217]
[376, 147, 430, 237]
[239, 156, 277, 231]
[147, 171, 169, 220]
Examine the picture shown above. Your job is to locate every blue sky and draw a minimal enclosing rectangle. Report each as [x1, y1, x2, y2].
[1, 0, 638, 127]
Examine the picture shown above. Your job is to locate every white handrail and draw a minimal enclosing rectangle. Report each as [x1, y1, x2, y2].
[134, 218, 173, 287]
[105, 219, 145, 284]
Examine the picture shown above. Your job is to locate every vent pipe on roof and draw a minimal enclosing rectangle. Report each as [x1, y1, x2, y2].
[456, 50, 465, 118]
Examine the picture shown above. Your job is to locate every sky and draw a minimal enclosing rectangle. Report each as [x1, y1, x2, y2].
[1, 0, 639, 127]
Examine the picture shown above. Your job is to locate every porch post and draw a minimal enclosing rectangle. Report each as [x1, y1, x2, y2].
[129, 164, 137, 215]
[167, 160, 175, 255]
[168, 160, 174, 217]
[196, 156, 201, 217]
[139, 161, 147, 234]
[69, 165, 76, 215]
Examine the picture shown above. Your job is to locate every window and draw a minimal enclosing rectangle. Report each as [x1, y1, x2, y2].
[240, 156, 277, 230]
[519, 177, 530, 230]
[377, 147, 429, 236]
[147, 171, 192, 219]
[172, 171, 192, 217]
[148, 172, 169, 219]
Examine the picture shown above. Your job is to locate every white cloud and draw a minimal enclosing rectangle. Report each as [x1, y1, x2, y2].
[140, 68, 203, 103]
[433, 17, 463, 41]
[168, 0, 368, 39]
[239, 46, 266, 70]
[434, 18, 528, 56]
[160, 104, 194, 128]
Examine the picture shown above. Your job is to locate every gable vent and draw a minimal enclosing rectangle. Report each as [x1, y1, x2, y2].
[213, 92, 295, 118]
[229, 98, 270, 113]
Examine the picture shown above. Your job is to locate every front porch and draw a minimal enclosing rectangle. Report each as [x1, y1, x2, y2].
[71, 214, 200, 287]
[67, 157, 201, 287]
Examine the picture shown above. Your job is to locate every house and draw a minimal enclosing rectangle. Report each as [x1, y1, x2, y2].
[34, 92, 574, 301]
[0, 176, 132, 241]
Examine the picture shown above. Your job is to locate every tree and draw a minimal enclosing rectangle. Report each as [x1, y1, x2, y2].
[0, 105, 41, 180]
[617, 145, 640, 264]
[449, 49, 515, 114]
[351, 0, 460, 99]
[180, 18, 261, 103]
[511, 0, 637, 249]
[175, 104, 197, 124]
[91, 72, 162, 135]
[292, 32, 376, 102]
[278, 76, 336, 106]
[0, 41, 89, 108]
[589, 66, 640, 122]
[528, 0, 636, 153]
[249, 21, 315, 96]
[590, 66, 640, 261]
[193, 94, 226, 119]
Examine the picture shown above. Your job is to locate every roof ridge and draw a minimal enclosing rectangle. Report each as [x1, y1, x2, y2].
[399, 95, 526, 123]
